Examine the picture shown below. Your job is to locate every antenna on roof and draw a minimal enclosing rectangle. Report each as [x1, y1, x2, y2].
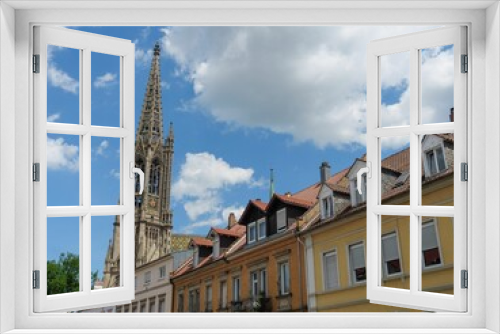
[269, 168, 275, 200]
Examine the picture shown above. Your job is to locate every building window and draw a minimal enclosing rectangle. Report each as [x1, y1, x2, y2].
[425, 146, 446, 176]
[193, 247, 199, 267]
[250, 268, 267, 298]
[159, 265, 167, 279]
[212, 235, 220, 258]
[144, 271, 151, 284]
[349, 242, 366, 284]
[158, 298, 166, 312]
[205, 285, 212, 312]
[323, 251, 339, 291]
[148, 160, 160, 195]
[279, 262, 290, 295]
[351, 174, 367, 207]
[149, 299, 156, 312]
[257, 218, 266, 240]
[140, 301, 146, 313]
[219, 281, 227, 309]
[177, 292, 184, 312]
[248, 222, 256, 244]
[382, 232, 402, 276]
[422, 221, 442, 268]
[321, 195, 334, 219]
[277, 208, 287, 232]
[232, 277, 240, 302]
[188, 289, 200, 312]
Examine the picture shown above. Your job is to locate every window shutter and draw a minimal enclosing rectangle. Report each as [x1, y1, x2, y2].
[324, 252, 338, 290]
[277, 208, 287, 231]
[382, 234, 399, 262]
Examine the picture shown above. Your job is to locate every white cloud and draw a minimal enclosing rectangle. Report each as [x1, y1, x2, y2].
[47, 137, 79, 171]
[47, 113, 61, 122]
[161, 81, 170, 90]
[136, 48, 153, 67]
[96, 140, 109, 156]
[173, 152, 254, 232]
[161, 26, 445, 150]
[94, 73, 117, 88]
[222, 206, 245, 223]
[48, 66, 79, 94]
[109, 169, 120, 179]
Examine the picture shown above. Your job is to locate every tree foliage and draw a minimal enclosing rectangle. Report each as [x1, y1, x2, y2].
[47, 252, 99, 295]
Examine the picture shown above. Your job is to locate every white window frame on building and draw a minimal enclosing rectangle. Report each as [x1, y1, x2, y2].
[1, 2, 497, 333]
[257, 218, 266, 240]
[422, 220, 444, 269]
[276, 208, 287, 232]
[278, 261, 290, 296]
[247, 222, 257, 244]
[348, 242, 367, 285]
[232, 276, 241, 302]
[381, 232, 402, 277]
[322, 250, 340, 291]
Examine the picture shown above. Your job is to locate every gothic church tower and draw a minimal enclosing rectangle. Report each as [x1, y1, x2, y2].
[103, 42, 174, 287]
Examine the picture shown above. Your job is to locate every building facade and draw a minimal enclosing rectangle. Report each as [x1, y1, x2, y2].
[302, 133, 455, 312]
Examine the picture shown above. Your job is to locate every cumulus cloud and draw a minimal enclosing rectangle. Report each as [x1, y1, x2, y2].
[94, 73, 117, 88]
[161, 26, 448, 150]
[136, 48, 153, 67]
[47, 45, 79, 94]
[173, 152, 254, 232]
[47, 113, 61, 122]
[96, 140, 109, 156]
[47, 137, 79, 171]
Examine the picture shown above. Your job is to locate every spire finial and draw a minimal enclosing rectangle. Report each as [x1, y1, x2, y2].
[269, 168, 275, 200]
[154, 41, 161, 55]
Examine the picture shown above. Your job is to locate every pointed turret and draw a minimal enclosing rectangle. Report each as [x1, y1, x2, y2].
[136, 41, 164, 147]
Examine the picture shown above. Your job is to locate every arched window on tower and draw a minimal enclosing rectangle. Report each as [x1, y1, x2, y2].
[149, 159, 161, 195]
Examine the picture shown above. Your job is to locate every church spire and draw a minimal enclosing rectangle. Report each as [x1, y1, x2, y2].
[137, 41, 164, 146]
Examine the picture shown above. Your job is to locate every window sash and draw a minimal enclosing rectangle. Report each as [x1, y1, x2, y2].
[323, 251, 339, 291]
[33, 25, 135, 313]
[277, 208, 287, 231]
[366, 26, 467, 312]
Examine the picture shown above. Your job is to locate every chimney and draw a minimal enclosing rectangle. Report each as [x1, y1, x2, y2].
[449, 107, 454, 122]
[320, 162, 331, 184]
[228, 212, 237, 229]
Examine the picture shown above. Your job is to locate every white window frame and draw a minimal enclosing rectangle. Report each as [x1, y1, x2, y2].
[247, 222, 256, 244]
[278, 261, 290, 296]
[257, 218, 266, 240]
[232, 276, 240, 302]
[2, 3, 496, 333]
[366, 26, 467, 312]
[322, 250, 340, 291]
[144, 271, 151, 285]
[381, 232, 402, 278]
[422, 219, 444, 270]
[348, 241, 367, 285]
[276, 208, 287, 232]
[424, 144, 448, 177]
[158, 265, 166, 279]
[32, 25, 136, 313]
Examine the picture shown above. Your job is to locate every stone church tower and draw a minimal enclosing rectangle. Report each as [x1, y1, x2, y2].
[103, 42, 174, 288]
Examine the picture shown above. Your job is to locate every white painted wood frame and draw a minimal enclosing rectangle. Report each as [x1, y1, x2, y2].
[366, 26, 467, 312]
[33, 26, 135, 312]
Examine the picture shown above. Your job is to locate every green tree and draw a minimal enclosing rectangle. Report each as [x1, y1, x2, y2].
[47, 252, 100, 295]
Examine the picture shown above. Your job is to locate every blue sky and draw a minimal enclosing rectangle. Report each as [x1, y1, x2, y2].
[46, 26, 453, 279]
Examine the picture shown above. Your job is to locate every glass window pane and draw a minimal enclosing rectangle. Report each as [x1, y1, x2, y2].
[380, 136, 410, 205]
[421, 133, 454, 206]
[91, 215, 119, 290]
[91, 137, 121, 205]
[380, 51, 410, 127]
[421, 217, 453, 295]
[381, 215, 409, 290]
[47, 45, 80, 124]
[91, 52, 120, 127]
[47, 134, 80, 206]
[349, 243, 366, 283]
[421, 45, 454, 124]
[47, 217, 80, 295]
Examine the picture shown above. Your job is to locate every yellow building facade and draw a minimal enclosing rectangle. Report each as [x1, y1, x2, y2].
[303, 134, 455, 312]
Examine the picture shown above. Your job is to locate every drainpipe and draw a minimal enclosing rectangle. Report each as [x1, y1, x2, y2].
[295, 226, 305, 312]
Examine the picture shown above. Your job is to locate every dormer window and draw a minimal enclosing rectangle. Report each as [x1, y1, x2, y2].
[257, 218, 266, 240]
[212, 235, 220, 258]
[321, 195, 334, 219]
[425, 146, 446, 176]
[193, 247, 199, 267]
[248, 222, 257, 244]
[350, 174, 367, 207]
[277, 208, 287, 232]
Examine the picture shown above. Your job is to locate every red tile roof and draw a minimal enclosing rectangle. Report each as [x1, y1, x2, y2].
[190, 237, 213, 247]
[251, 199, 267, 212]
[211, 226, 245, 238]
[292, 168, 350, 203]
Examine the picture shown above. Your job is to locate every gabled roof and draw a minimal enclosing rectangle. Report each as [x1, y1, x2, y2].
[210, 225, 246, 239]
[239, 199, 268, 225]
[189, 237, 213, 248]
[292, 167, 350, 203]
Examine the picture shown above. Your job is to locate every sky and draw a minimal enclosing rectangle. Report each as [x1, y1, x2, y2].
[45, 26, 453, 279]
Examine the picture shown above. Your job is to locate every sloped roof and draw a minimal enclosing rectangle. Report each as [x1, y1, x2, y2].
[190, 237, 213, 247]
[171, 234, 200, 252]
